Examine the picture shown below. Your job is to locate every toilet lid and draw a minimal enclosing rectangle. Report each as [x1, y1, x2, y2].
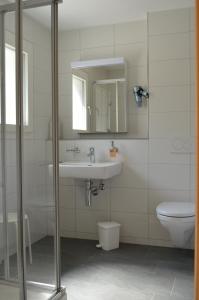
[156, 202, 195, 218]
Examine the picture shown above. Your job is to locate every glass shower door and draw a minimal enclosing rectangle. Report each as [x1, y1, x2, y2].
[22, 3, 56, 296]
[0, 0, 64, 299]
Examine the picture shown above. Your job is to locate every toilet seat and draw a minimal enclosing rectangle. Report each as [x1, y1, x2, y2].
[156, 201, 195, 248]
[157, 214, 195, 223]
[156, 202, 195, 218]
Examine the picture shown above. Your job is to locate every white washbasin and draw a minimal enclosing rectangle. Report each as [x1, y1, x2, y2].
[48, 161, 122, 179]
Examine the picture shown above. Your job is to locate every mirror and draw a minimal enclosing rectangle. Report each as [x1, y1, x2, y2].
[71, 58, 127, 133]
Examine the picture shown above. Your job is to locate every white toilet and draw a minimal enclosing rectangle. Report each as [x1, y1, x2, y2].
[156, 202, 195, 248]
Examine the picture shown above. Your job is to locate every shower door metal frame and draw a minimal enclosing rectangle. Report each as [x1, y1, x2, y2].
[195, 2, 199, 300]
[0, 11, 10, 282]
[0, 0, 65, 299]
[0, 0, 62, 13]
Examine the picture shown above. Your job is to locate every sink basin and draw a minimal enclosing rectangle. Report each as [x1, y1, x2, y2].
[48, 161, 122, 179]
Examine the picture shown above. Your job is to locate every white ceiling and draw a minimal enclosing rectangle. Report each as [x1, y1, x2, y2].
[26, 0, 195, 31]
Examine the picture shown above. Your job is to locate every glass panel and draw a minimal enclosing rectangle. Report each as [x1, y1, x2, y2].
[22, 4, 56, 299]
[0, 1, 21, 299]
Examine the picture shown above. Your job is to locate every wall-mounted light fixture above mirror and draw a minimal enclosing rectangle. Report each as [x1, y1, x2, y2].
[71, 57, 127, 134]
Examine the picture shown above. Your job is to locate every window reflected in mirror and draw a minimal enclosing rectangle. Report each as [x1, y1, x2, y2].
[71, 58, 127, 134]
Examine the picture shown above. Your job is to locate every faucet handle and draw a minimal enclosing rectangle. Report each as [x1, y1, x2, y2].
[87, 147, 95, 163]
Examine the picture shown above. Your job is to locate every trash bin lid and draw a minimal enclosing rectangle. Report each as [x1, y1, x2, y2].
[98, 221, 121, 229]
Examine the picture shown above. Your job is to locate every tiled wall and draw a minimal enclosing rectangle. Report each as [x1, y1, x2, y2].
[56, 7, 195, 248]
[148, 7, 195, 245]
[0, 12, 52, 260]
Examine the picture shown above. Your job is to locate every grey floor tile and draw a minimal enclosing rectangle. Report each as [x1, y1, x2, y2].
[146, 246, 194, 264]
[155, 261, 194, 279]
[66, 282, 153, 300]
[153, 293, 193, 300]
[0, 237, 194, 300]
[171, 275, 194, 299]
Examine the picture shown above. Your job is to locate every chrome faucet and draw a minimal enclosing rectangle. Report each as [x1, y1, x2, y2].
[87, 147, 95, 163]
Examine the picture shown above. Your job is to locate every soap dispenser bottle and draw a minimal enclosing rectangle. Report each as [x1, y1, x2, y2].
[109, 141, 118, 160]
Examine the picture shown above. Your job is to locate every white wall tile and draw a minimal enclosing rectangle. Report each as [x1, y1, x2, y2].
[115, 21, 147, 44]
[60, 186, 75, 209]
[148, 9, 189, 35]
[34, 70, 51, 93]
[34, 46, 51, 72]
[59, 73, 72, 95]
[6, 140, 16, 166]
[190, 58, 196, 84]
[190, 190, 196, 203]
[114, 140, 148, 164]
[76, 210, 108, 234]
[59, 177, 74, 187]
[59, 94, 72, 118]
[190, 7, 196, 31]
[59, 50, 80, 74]
[190, 31, 196, 59]
[23, 15, 51, 47]
[34, 117, 49, 140]
[149, 60, 190, 87]
[127, 66, 148, 87]
[6, 166, 17, 195]
[80, 46, 114, 60]
[34, 92, 51, 118]
[190, 112, 196, 137]
[149, 86, 189, 113]
[59, 30, 80, 51]
[149, 215, 170, 240]
[127, 114, 149, 138]
[60, 230, 76, 238]
[60, 208, 76, 232]
[76, 232, 97, 240]
[149, 139, 190, 164]
[149, 164, 190, 190]
[80, 25, 114, 49]
[149, 112, 189, 138]
[111, 212, 148, 238]
[111, 188, 147, 214]
[115, 43, 147, 67]
[111, 163, 148, 189]
[33, 141, 46, 163]
[190, 164, 196, 191]
[149, 33, 189, 61]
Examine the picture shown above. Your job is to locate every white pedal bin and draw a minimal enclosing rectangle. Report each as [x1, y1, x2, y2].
[98, 221, 121, 251]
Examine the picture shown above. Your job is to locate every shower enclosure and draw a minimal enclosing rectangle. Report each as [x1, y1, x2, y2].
[0, 0, 64, 299]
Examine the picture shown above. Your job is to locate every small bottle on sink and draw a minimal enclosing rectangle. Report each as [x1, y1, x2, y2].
[109, 141, 119, 161]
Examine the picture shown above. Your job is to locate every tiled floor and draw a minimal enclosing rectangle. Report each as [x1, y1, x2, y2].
[0, 237, 194, 300]
[0, 284, 53, 300]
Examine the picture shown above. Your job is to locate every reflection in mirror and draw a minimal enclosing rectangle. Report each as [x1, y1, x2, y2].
[71, 57, 127, 134]
[72, 73, 87, 131]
